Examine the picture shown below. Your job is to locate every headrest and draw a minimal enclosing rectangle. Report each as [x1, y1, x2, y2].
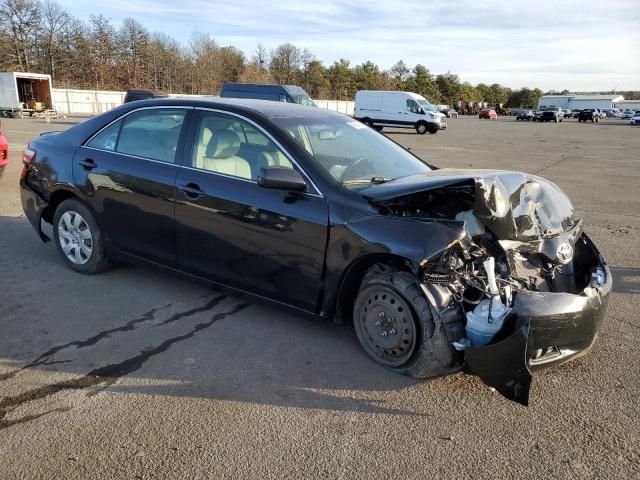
[206, 129, 241, 158]
[201, 116, 233, 132]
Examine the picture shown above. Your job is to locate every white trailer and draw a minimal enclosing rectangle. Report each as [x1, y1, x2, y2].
[0, 72, 53, 117]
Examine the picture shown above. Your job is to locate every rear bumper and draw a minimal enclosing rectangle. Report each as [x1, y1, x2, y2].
[20, 180, 49, 241]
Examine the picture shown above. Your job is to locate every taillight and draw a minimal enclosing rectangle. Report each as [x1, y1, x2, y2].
[22, 147, 36, 166]
[20, 147, 36, 181]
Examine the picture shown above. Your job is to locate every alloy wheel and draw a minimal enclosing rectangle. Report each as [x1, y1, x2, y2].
[58, 210, 93, 265]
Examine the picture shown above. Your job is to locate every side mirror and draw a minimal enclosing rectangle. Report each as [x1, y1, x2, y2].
[258, 166, 307, 192]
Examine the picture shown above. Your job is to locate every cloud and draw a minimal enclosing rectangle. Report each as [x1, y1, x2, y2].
[57, 0, 640, 90]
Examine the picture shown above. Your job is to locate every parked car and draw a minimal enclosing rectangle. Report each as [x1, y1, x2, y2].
[622, 111, 636, 119]
[630, 111, 640, 125]
[601, 108, 622, 118]
[123, 89, 169, 103]
[515, 110, 534, 121]
[355, 90, 447, 134]
[571, 109, 582, 118]
[0, 129, 7, 178]
[478, 108, 497, 119]
[562, 109, 573, 118]
[440, 108, 458, 118]
[539, 107, 564, 123]
[19, 98, 611, 406]
[578, 109, 601, 123]
[220, 83, 317, 107]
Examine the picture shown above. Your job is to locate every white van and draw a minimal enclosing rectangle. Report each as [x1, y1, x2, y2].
[354, 91, 447, 134]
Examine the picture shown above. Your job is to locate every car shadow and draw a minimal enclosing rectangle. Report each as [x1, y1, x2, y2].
[0, 216, 436, 427]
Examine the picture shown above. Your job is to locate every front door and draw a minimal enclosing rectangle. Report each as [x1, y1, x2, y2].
[175, 109, 329, 312]
[74, 107, 191, 265]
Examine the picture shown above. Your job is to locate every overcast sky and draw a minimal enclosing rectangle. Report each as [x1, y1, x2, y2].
[58, 0, 640, 91]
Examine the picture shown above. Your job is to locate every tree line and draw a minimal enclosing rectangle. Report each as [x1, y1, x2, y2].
[0, 0, 609, 108]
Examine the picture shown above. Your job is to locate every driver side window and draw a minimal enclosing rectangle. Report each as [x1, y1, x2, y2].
[191, 111, 293, 181]
[406, 100, 420, 114]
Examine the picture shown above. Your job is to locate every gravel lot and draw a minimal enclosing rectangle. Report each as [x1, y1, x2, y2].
[1, 115, 639, 479]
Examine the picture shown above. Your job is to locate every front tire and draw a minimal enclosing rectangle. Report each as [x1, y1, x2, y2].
[353, 265, 457, 378]
[53, 198, 112, 274]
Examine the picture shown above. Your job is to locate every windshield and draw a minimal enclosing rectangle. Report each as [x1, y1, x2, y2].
[293, 95, 317, 107]
[416, 99, 438, 112]
[271, 114, 431, 188]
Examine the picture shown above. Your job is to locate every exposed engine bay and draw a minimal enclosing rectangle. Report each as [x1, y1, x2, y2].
[367, 171, 610, 405]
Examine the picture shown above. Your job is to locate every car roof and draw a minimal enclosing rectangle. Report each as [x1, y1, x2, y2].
[123, 97, 342, 120]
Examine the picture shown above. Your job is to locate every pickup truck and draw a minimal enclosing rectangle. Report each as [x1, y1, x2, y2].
[538, 107, 563, 123]
[578, 109, 601, 123]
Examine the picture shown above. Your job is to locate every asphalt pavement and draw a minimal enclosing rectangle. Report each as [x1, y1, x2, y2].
[0, 115, 638, 479]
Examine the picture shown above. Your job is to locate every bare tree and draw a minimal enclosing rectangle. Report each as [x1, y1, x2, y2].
[41, 0, 70, 81]
[269, 43, 301, 84]
[0, 0, 42, 70]
[118, 17, 149, 88]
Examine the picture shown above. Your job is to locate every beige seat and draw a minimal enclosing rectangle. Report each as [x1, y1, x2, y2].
[259, 149, 292, 169]
[202, 130, 251, 179]
[194, 117, 234, 169]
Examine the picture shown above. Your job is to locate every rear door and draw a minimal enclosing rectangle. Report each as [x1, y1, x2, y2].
[74, 106, 191, 265]
[174, 109, 329, 312]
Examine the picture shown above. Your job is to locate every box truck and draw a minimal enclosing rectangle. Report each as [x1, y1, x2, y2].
[0, 72, 53, 117]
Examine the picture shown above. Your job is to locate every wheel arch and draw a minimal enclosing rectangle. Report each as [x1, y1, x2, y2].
[42, 187, 109, 245]
[334, 253, 416, 324]
[42, 188, 80, 224]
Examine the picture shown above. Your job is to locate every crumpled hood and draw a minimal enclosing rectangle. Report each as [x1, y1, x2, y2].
[360, 168, 578, 242]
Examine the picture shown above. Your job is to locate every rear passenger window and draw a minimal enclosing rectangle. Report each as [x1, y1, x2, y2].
[191, 111, 293, 181]
[116, 109, 186, 163]
[87, 120, 121, 151]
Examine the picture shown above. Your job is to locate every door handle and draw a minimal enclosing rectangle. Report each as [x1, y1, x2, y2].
[178, 183, 205, 198]
[78, 158, 97, 170]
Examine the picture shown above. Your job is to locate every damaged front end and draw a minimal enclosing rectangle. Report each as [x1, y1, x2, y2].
[367, 170, 612, 405]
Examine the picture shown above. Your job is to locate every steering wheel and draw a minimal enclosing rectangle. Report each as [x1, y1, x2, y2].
[339, 156, 370, 182]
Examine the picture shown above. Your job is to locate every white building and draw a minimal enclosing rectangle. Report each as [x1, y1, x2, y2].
[537, 94, 625, 110]
[616, 100, 640, 112]
[537, 95, 574, 109]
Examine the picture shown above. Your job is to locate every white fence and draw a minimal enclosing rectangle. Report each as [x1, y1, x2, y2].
[51, 88, 355, 116]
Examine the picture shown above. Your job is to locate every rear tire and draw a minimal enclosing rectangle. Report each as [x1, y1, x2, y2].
[53, 198, 112, 274]
[353, 265, 458, 378]
[416, 122, 428, 135]
[373, 125, 384, 132]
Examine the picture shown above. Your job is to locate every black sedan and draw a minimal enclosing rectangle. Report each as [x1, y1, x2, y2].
[19, 98, 611, 405]
[515, 110, 534, 121]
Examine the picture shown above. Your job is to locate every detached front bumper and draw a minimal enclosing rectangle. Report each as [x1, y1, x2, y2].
[522, 234, 611, 368]
[465, 234, 611, 405]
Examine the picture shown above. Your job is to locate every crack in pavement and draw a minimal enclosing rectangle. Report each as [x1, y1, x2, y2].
[0, 302, 250, 430]
[0, 295, 227, 382]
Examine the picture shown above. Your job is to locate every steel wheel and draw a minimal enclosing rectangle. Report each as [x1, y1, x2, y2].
[58, 210, 93, 265]
[416, 123, 427, 134]
[355, 285, 417, 367]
